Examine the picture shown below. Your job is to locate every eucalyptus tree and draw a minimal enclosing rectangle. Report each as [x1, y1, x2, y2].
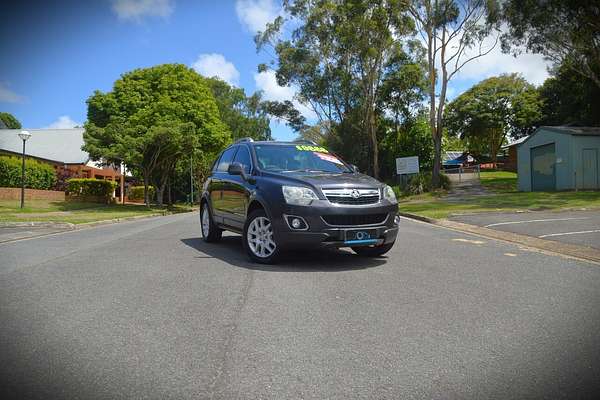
[406, 0, 501, 186]
[257, 0, 416, 178]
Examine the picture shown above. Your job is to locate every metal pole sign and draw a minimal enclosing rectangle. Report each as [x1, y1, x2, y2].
[396, 156, 420, 175]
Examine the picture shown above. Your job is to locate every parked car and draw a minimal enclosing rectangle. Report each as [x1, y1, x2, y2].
[199, 138, 399, 264]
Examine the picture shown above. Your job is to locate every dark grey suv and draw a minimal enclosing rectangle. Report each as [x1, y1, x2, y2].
[200, 138, 399, 264]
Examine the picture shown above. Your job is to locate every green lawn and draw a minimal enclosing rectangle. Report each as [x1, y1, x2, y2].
[0, 199, 194, 225]
[398, 171, 600, 219]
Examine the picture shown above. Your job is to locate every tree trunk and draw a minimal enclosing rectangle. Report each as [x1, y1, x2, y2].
[431, 132, 442, 187]
[156, 186, 164, 206]
[143, 170, 150, 207]
[167, 176, 172, 206]
[369, 108, 379, 179]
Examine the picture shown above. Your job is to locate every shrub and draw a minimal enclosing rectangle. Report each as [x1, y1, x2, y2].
[67, 178, 117, 199]
[404, 172, 451, 195]
[0, 155, 56, 190]
[128, 185, 155, 201]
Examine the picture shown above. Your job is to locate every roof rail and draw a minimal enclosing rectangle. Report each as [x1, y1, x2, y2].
[293, 139, 318, 146]
[235, 137, 254, 144]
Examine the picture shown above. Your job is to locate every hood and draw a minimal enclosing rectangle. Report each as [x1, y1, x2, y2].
[264, 171, 384, 189]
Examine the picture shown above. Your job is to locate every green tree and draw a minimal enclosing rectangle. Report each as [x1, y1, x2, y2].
[538, 63, 600, 127]
[445, 74, 542, 164]
[407, 0, 501, 186]
[83, 64, 230, 206]
[257, 0, 416, 178]
[501, 0, 600, 88]
[204, 77, 272, 141]
[0, 112, 22, 129]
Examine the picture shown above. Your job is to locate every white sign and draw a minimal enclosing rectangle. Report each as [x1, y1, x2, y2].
[396, 156, 420, 175]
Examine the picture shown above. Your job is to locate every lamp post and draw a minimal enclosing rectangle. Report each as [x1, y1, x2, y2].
[18, 130, 31, 209]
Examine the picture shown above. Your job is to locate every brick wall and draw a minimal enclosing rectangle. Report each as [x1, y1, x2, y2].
[0, 187, 65, 201]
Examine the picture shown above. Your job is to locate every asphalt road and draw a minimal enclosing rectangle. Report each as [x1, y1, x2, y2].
[1, 213, 600, 399]
[449, 210, 600, 250]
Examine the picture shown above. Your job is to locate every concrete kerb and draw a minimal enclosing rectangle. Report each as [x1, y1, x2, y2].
[398, 211, 600, 265]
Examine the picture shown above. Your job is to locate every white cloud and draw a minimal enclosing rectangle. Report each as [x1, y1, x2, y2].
[44, 116, 80, 129]
[192, 53, 240, 86]
[0, 83, 25, 103]
[235, 0, 281, 33]
[111, 0, 174, 21]
[254, 70, 316, 121]
[454, 33, 551, 86]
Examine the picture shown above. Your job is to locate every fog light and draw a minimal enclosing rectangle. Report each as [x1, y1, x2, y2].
[394, 215, 401, 225]
[284, 214, 308, 230]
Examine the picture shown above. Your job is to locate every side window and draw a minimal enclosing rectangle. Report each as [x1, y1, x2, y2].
[217, 146, 237, 172]
[211, 153, 222, 172]
[232, 145, 252, 174]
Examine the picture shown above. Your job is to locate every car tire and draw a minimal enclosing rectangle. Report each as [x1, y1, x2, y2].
[200, 202, 222, 243]
[351, 242, 394, 257]
[243, 209, 280, 264]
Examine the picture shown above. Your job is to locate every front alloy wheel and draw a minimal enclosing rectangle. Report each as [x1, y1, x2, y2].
[243, 210, 280, 264]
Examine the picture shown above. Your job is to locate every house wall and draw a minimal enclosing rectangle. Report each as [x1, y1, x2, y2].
[517, 129, 574, 191]
[572, 135, 600, 189]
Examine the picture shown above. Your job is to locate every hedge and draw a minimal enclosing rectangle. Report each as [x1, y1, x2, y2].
[0, 155, 56, 190]
[67, 178, 117, 198]
[403, 172, 451, 195]
[128, 185, 155, 201]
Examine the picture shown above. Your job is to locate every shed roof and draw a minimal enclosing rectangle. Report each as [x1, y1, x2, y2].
[517, 126, 600, 148]
[0, 128, 88, 164]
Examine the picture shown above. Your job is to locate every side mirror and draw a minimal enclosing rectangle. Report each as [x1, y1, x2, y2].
[350, 164, 359, 173]
[228, 162, 244, 176]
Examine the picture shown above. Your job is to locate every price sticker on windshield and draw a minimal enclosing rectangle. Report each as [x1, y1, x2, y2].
[314, 152, 344, 165]
[295, 145, 329, 153]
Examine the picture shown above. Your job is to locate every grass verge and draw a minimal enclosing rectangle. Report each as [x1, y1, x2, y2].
[398, 171, 600, 219]
[0, 200, 194, 225]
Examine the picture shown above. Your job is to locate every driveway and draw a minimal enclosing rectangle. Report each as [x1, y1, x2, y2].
[1, 213, 599, 399]
[449, 210, 600, 250]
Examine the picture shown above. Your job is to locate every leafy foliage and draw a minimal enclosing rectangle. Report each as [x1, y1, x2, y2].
[537, 63, 600, 127]
[83, 64, 231, 205]
[445, 74, 542, 162]
[67, 179, 117, 199]
[128, 185, 155, 201]
[257, 0, 418, 178]
[501, 0, 600, 88]
[0, 112, 21, 129]
[0, 156, 56, 190]
[204, 77, 272, 141]
[403, 171, 451, 195]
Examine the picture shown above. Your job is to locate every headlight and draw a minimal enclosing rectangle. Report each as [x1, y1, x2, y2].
[383, 185, 397, 203]
[282, 185, 318, 206]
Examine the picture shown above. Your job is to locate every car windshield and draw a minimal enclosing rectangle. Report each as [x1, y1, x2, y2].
[254, 144, 352, 173]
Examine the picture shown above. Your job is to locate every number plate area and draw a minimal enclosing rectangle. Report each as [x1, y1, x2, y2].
[344, 229, 378, 245]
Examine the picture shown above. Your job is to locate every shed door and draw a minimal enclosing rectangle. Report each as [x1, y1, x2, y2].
[531, 143, 556, 191]
[582, 148, 598, 189]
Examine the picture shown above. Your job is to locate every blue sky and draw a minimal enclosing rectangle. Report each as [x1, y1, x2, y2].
[0, 0, 551, 141]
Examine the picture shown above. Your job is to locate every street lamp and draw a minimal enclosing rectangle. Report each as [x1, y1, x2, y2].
[18, 130, 31, 209]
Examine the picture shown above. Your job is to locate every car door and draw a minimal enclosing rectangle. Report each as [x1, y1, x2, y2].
[223, 144, 253, 229]
[212, 146, 238, 220]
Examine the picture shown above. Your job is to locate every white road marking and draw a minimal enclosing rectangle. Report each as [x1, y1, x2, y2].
[484, 217, 587, 228]
[539, 229, 600, 238]
[504, 253, 517, 257]
[452, 238, 486, 245]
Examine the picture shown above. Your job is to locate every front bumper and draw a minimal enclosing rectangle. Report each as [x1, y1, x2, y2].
[272, 200, 399, 248]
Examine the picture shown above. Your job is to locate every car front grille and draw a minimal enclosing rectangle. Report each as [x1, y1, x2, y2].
[322, 188, 380, 205]
[321, 214, 387, 226]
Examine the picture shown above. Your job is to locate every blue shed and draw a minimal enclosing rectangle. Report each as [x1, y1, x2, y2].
[517, 126, 600, 191]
